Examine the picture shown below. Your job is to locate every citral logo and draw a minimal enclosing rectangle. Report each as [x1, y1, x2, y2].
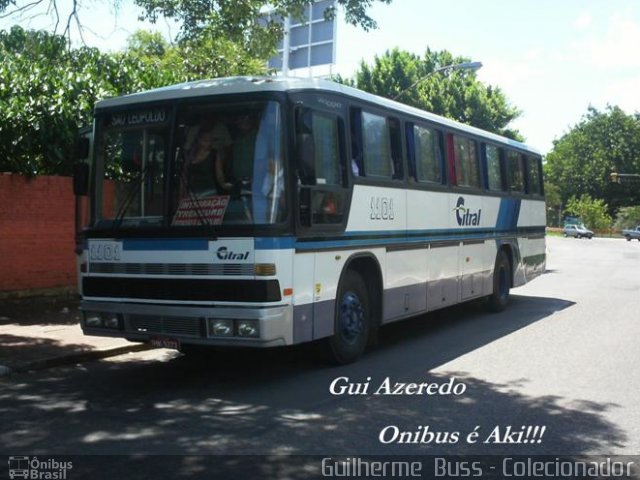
[216, 246, 250, 261]
[454, 196, 482, 226]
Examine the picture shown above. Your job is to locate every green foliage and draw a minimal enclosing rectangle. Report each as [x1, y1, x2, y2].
[545, 106, 640, 214]
[121, 30, 266, 88]
[613, 206, 640, 230]
[0, 26, 267, 176]
[0, 27, 134, 176]
[564, 194, 612, 230]
[135, 0, 391, 48]
[336, 48, 522, 140]
[544, 181, 562, 227]
[0, 1, 391, 176]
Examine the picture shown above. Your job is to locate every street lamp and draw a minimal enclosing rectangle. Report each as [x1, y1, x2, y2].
[610, 172, 640, 185]
[392, 61, 483, 102]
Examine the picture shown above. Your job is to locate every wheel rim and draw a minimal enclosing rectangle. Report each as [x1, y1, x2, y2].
[339, 291, 364, 345]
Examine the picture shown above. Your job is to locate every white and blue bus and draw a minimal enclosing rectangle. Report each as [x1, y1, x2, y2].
[75, 76, 546, 364]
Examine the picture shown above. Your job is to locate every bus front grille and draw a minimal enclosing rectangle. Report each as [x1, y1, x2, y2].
[82, 277, 281, 302]
[127, 314, 202, 337]
[89, 262, 254, 276]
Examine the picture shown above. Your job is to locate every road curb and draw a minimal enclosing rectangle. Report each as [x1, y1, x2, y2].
[0, 343, 154, 377]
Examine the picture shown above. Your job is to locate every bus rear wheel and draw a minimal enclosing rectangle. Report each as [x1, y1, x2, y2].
[327, 270, 370, 364]
[486, 250, 511, 312]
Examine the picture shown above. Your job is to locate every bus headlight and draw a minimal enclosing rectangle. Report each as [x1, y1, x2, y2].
[237, 320, 259, 338]
[83, 312, 121, 329]
[208, 319, 234, 337]
[84, 312, 103, 327]
[104, 314, 121, 329]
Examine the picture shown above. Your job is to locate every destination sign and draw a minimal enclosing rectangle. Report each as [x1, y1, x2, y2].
[109, 108, 168, 128]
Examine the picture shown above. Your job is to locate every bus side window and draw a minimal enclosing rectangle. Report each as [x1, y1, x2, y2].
[506, 150, 525, 193]
[296, 107, 347, 226]
[452, 134, 480, 188]
[389, 117, 404, 180]
[485, 144, 506, 192]
[446, 133, 457, 186]
[409, 123, 443, 184]
[405, 123, 416, 181]
[295, 108, 316, 185]
[536, 156, 544, 195]
[350, 108, 364, 177]
[526, 155, 543, 195]
[311, 113, 343, 186]
[361, 111, 392, 179]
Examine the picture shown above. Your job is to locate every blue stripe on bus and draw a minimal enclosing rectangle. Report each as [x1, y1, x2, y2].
[122, 239, 209, 251]
[495, 198, 521, 231]
[116, 219, 538, 252]
[255, 237, 296, 250]
[294, 228, 540, 251]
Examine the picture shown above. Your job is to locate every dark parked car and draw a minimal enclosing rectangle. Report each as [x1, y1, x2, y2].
[563, 224, 594, 239]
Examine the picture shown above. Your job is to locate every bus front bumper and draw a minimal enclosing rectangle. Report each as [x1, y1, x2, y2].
[80, 300, 294, 348]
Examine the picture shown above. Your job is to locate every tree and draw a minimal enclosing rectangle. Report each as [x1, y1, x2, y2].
[0, 27, 267, 176]
[613, 206, 640, 230]
[544, 181, 562, 227]
[121, 30, 266, 87]
[545, 106, 640, 214]
[0, 1, 393, 177]
[1, 0, 391, 52]
[564, 194, 612, 230]
[0, 27, 134, 175]
[135, 0, 391, 43]
[335, 48, 522, 139]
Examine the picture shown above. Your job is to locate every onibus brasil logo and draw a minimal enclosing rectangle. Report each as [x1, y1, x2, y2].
[453, 196, 482, 226]
[8, 456, 72, 479]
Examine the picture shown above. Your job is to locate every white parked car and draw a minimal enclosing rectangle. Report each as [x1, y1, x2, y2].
[563, 224, 594, 239]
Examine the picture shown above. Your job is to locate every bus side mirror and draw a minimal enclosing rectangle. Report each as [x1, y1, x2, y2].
[73, 163, 90, 196]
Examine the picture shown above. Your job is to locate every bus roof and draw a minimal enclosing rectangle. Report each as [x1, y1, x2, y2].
[96, 76, 540, 155]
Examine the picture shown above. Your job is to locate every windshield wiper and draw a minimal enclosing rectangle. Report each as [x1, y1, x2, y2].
[111, 164, 153, 230]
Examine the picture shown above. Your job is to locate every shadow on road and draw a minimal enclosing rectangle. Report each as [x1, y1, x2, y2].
[0, 333, 99, 371]
[2, 293, 624, 461]
[0, 297, 80, 326]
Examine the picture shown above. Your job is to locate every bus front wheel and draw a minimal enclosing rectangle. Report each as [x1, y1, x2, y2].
[327, 270, 370, 364]
[486, 250, 511, 312]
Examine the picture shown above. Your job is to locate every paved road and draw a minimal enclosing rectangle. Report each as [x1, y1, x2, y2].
[1, 236, 639, 458]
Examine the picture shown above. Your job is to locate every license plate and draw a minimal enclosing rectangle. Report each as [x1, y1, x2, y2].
[150, 337, 180, 350]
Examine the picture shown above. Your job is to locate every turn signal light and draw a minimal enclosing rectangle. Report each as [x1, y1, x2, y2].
[254, 263, 276, 276]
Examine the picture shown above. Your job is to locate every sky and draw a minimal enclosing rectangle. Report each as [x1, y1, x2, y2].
[2, 0, 640, 155]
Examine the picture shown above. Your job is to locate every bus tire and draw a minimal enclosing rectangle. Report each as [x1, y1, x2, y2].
[328, 270, 370, 364]
[486, 250, 511, 312]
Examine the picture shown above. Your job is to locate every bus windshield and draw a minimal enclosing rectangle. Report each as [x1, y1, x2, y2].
[94, 101, 285, 229]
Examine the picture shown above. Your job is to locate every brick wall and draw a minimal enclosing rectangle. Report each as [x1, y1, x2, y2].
[0, 174, 77, 293]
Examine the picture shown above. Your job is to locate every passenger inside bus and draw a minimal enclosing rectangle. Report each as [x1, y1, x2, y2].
[182, 120, 231, 195]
